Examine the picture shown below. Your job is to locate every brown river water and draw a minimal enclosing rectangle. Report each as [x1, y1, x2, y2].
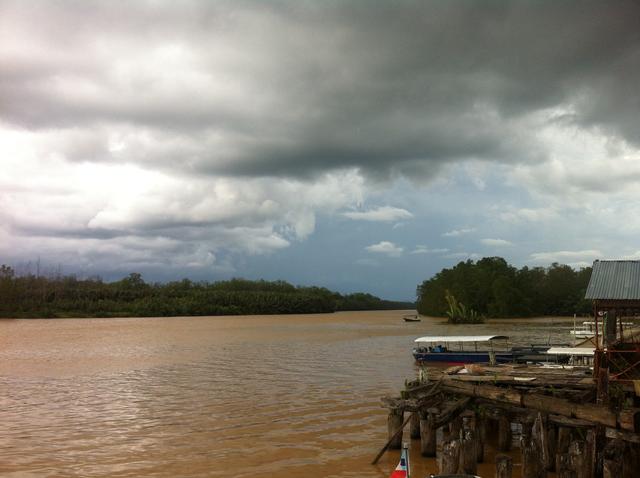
[0, 311, 575, 477]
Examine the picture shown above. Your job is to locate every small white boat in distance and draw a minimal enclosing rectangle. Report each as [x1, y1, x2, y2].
[571, 320, 636, 338]
[570, 321, 597, 338]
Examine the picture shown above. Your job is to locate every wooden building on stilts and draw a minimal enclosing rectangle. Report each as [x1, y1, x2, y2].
[586, 260, 640, 401]
[377, 259, 640, 477]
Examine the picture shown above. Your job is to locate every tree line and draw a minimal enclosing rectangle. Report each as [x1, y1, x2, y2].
[416, 257, 592, 318]
[0, 265, 413, 318]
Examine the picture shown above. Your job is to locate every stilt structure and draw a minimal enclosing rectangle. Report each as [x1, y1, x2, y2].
[375, 260, 640, 476]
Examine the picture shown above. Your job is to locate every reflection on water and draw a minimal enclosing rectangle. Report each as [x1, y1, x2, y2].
[0, 312, 573, 477]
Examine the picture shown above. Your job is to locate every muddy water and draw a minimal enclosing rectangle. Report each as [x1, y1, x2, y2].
[0, 311, 574, 477]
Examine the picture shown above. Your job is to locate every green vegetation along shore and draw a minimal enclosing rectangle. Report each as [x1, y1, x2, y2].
[417, 257, 591, 318]
[0, 265, 413, 318]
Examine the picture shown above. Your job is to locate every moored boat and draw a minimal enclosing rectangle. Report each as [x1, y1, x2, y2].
[545, 346, 595, 366]
[511, 343, 572, 364]
[570, 320, 636, 339]
[389, 444, 410, 478]
[412, 335, 513, 364]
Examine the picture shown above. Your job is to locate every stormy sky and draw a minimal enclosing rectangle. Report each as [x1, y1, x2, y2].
[2, 1, 640, 300]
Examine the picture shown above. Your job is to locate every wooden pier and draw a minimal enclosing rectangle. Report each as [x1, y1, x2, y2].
[376, 260, 640, 476]
[379, 362, 640, 477]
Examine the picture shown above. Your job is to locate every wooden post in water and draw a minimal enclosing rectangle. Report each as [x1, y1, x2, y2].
[521, 417, 546, 478]
[556, 453, 575, 478]
[448, 415, 462, 441]
[387, 407, 404, 450]
[584, 428, 596, 478]
[556, 427, 573, 474]
[419, 408, 437, 457]
[623, 442, 640, 478]
[498, 414, 512, 451]
[496, 454, 513, 478]
[440, 437, 460, 474]
[603, 440, 624, 478]
[460, 414, 477, 475]
[545, 422, 558, 472]
[475, 411, 485, 463]
[568, 439, 586, 478]
[410, 411, 420, 439]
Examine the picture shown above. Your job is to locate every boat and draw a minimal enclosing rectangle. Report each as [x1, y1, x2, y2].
[389, 443, 410, 478]
[403, 315, 421, 322]
[511, 343, 572, 364]
[413, 335, 514, 364]
[571, 320, 636, 339]
[570, 321, 597, 339]
[545, 346, 595, 366]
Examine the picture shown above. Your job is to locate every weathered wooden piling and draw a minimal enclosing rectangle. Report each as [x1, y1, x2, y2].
[410, 411, 420, 439]
[496, 454, 513, 478]
[584, 428, 596, 478]
[520, 416, 545, 478]
[440, 437, 460, 474]
[556, 426, 573, 473]
[383, 350, 640, 477]
[545, 422, 557, 472]
[568, 439, 587, 478]
[623, 442, 640, 478]
[459, 414, 477, 475]
[419, 407, 437, 457]
[498, 414, 512, 451]
[556, 452, 574, 478]
[603, 440, 624, 478]
[475, 411, 485, 463]
[387, 407, 404, 449]
[448, 415, 462, 441]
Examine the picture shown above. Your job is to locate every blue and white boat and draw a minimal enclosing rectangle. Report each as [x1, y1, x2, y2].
[412, 335, 514, 364]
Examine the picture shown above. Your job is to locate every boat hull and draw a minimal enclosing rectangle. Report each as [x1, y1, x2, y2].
[412, 351, 514, 364]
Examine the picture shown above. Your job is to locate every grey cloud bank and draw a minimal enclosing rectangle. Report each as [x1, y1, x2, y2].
[1, 1, 640, 299]
[3, 2, 640, 177]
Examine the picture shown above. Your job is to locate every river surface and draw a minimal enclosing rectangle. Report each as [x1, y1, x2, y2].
[0, 311, 575, 477]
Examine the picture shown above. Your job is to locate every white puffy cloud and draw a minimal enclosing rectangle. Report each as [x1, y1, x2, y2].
[499, 207, 558, 223]
[481, 238, 513, 247]
[342, 206, 412, 222]
[365, 241, 403, 257]
[0, 127, 364, 270]
[443, 228, 476, 237]
[411, 246, 449, 255]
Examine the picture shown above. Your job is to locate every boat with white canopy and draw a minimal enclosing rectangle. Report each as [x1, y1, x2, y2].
[413, 335, 513, 364]
[545, 346, 595, 366]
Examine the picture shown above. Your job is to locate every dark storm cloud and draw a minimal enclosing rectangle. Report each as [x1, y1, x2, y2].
[1, 1, 640, 179]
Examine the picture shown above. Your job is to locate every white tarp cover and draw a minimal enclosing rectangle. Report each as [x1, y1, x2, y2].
[545, 347, 595, 356]
[414, 335, 509, 343]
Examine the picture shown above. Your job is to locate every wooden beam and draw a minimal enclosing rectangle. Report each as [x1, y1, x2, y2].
[440, 380, 622, 429]
[433, 397, 473, 429]
[605, 427, 640, 444]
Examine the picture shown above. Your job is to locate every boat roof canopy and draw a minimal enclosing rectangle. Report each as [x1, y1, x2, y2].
[545, 347, 595, 356]
[414, 335, 509, 343]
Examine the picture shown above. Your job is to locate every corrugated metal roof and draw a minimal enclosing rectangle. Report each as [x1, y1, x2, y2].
[584, 260, 640, 300]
